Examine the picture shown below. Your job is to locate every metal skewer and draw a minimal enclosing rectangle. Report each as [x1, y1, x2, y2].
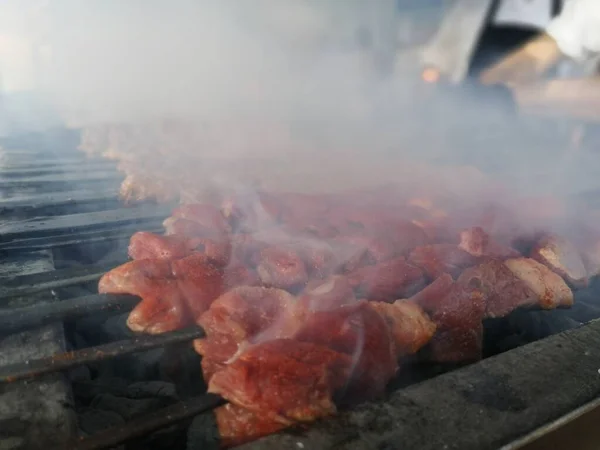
[0, 293, 140, 336]
[0, 326, 205, 383]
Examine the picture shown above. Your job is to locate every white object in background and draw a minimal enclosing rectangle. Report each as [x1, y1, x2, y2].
[0, 34, 36, 93]
[421, 0, 494, 83]
[547, 0, 600, 61]
[493, 0, 554, 29]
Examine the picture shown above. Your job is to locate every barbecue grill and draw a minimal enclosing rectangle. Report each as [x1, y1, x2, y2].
[2, 129, 600, 450]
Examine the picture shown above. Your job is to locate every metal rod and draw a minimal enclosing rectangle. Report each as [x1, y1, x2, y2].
[0, 205, 172, 239]
[0, 263, 123, 302]
[0, 326, 205, 383]
[0, 224, 163, 252]
[70, 393, 225, 450]
[0, 294, 140, 336]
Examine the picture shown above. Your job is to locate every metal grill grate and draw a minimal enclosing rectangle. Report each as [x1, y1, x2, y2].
[3, 130, 600, 450]
[0, 131, 223, 450]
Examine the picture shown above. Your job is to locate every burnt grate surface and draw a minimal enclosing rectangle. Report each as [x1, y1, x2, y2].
[0, 250, 74, 450]
[0, 130, 180, 450]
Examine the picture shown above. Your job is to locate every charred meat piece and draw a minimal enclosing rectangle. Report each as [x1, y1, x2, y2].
[369, 300, 437, 357]
[256, 246, 308, 291]
[208, 339, 352, 424]
[297, 276, 356, 312]
[293, 301, 397, 402]
[412, 278, 486, 363]
[459, 226, 520, 259]
[99, 259, 189, 334]
[457, 258, 574, 318]
[128, 231, 190, 261]
[348, 257, 426, 302]
[408, 244, 479, 280]
[215, 403, 288, 449]
[530, 234, 588, 287]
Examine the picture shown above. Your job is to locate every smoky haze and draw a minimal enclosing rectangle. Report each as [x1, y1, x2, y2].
[40, 0, 392, 125]
[0, 0, 596, 201]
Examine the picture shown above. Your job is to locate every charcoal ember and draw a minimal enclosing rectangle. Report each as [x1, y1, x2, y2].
[159, 344, 205, 396]
[79, 408, 125, 436]
[484, 308, 581, 357]
[187, 413, 220, 450]
[96, 349, 165, 381]
[73, 379, 179, 416]
[91, 393, 172, 420]
[73, 377, 129, 403]
[68, 365, 92, 383]
[75, 313, 134, 344]
[125, 381, 179, 401]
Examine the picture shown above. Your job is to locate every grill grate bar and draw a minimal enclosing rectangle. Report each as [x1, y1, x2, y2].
[0, 293, 139, 336]
[0, 263, 124, 302]
[0, 169, 122, 184]
[0, 189, 120, 212]
[0, 326, 205, 383]
[70, 393, 226, 450]
[0, 205, 172, 238]
[0, 223, 164, 252]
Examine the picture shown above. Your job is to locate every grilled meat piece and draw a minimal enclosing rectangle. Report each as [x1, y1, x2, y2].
[256, 246, 308, 290]
[221, 191, 284, 232]
[169, 204, 231, 235]
[347, 257, 426, 302]
[162, 217, 215, 237]
[208, 339, 352, 424]
[408, 244, 479, 280]
[459, 226, 520, 259]
[99, 256, 224, 333]
[412, 275, 486, 362]
[128, 231, 190, 261]
[98, 259, 188, 334]
[457, 258, 574, 318]
[171, 253, 224, 319]
[197, 286, 297, 343]
[223, 259, 261, 289]
[530, 234, 588, 287]
[195, 287, 302, 371]
[333, 234, 401, 269]
[297, 276, 356, 312]
[293, 301, 397, 401]
[184, 235, 232, 267]
[370, 300, 437, 357]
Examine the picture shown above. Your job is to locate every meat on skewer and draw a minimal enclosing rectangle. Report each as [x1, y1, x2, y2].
[457, 257, 573, 318]
[530, 233, 588, 288]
